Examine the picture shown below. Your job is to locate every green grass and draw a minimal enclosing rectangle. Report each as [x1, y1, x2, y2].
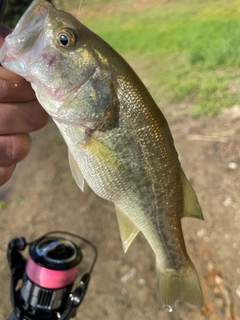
[0, 201, 8, 211]
[69, 0, 240, 116]
[5, 0, 240, 115]
[0, 197, 24, 211]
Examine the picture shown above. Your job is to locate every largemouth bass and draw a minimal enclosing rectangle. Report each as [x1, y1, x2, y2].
[0, 0, 204, 310]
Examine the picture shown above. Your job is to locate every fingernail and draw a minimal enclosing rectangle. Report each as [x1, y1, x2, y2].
[0, 79, 7, 99]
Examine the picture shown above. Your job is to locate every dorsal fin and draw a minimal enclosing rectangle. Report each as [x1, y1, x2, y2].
[68, 149, 85, 192]
[115, 204, 140, 253]
[181, 170, 204, 220]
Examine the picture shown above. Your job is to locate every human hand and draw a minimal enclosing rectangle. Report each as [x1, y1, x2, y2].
[0, 24, 49, 186]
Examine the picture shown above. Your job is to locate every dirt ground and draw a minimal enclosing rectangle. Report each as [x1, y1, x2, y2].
[1, 4, 240, 316]
[1, 70, 240, 319]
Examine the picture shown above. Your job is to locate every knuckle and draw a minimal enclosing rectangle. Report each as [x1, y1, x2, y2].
[11, 134, 30, 162]
[27, 101, 49, 131]
[0, 134, 30, 165]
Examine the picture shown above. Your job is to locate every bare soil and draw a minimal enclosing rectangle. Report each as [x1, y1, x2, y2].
[1, 82, 240, 319]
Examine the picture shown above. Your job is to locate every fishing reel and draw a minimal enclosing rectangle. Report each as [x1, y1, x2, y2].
[7, 231, 97, 320]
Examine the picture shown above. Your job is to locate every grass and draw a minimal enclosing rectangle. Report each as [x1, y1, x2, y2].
[65, 0, 240, 116]
[0, 197, 24, 211]
[5, 0, 240, 116]
[0, 201, 8, 211]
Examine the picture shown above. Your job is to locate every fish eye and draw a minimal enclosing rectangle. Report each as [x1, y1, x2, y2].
[57, 29, 76, 48]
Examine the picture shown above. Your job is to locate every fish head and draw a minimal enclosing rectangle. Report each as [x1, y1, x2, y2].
[0, 0, 115, 125]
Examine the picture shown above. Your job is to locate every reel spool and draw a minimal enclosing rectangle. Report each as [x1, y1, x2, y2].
[7, 231, 97, 320]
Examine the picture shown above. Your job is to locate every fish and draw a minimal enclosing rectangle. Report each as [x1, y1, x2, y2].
[0, 0, 204, 310]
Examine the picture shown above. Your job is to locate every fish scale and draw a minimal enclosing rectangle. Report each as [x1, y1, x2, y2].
[0, 0, 204, 310]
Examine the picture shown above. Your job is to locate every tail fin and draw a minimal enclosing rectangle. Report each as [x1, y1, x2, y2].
[157, 261, 204, 310]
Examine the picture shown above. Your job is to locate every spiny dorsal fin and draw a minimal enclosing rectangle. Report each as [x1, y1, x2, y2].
[181, 170, 204, 220]
[68, 148, 85, 192]
[115, 204, 140, 253]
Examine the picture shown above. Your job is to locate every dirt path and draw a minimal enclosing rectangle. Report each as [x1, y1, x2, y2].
[0, 80, 240, 319]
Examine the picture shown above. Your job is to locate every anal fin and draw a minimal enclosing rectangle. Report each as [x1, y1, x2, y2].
[115, 204, 140, 253]
[68, 148, 85, 192]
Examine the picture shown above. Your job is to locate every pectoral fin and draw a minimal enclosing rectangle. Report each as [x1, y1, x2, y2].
[181, 170, 204, 220]
[68, 149, 84, 192]
[115, 204, 140, 253]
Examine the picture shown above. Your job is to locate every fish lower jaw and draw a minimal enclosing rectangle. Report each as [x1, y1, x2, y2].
[0, 48, 27, 77]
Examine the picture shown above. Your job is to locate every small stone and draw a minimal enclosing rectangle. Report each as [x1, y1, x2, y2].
[197, 228, 206, 238]
[228, 161, 238, 170]
[224, 233, 231, 241]
[120, 268, 136, 283]
[137, 278, 146, 285]
[222, 197, 234, 207]
[236, 285, 240, 298]
[215, 275, 222, 285]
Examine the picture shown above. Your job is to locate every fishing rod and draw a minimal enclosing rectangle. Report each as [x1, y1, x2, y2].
[7, 231, 98, 320]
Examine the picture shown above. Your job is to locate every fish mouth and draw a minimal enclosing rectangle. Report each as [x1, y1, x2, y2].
[0, 0, 53, 75]
[11, 0, 53, 38]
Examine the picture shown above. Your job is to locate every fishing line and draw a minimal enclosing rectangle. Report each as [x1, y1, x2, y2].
[76, 0, 83, 20]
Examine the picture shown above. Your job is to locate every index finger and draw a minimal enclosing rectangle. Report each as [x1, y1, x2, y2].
[0, 67, 37, 102]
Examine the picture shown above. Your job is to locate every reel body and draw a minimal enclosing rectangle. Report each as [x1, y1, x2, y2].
[7, 231, 97, 320]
